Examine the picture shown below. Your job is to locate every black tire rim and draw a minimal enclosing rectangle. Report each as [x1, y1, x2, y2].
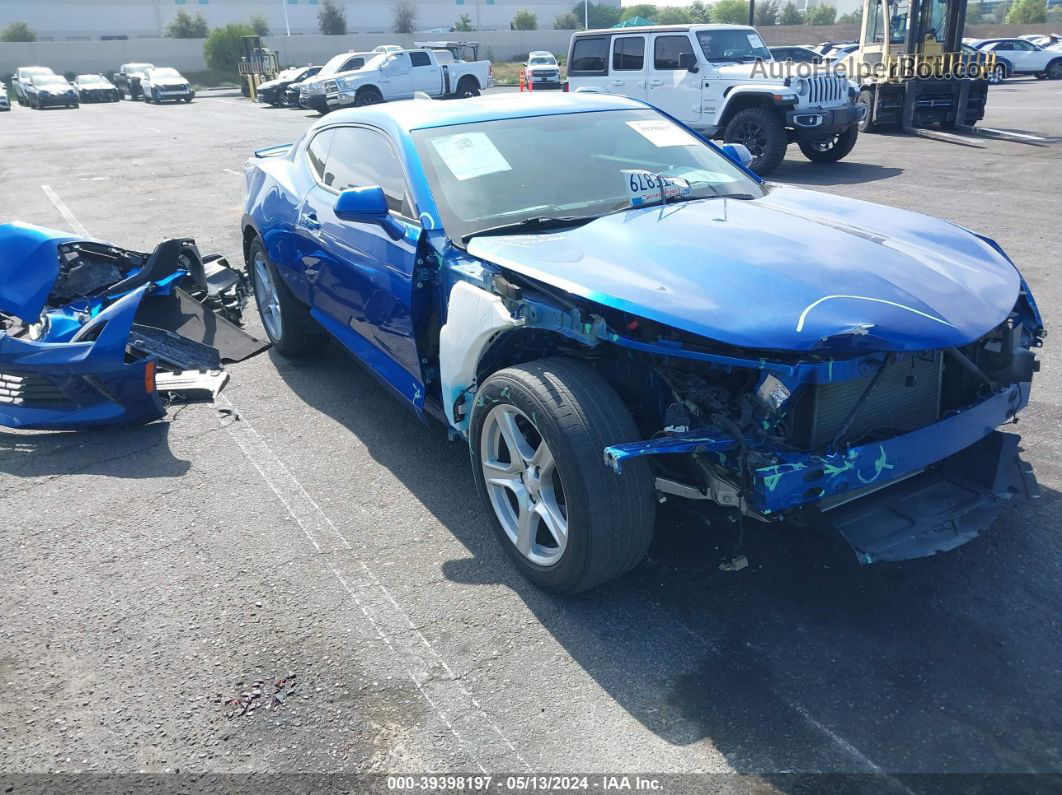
[732, 120, 768, 157]
[356, 92, 381, 106]
[991, 64, 1005, 83]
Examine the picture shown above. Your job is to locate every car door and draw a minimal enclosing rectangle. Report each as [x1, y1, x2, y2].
[647, 33, 703, 125]
[1013, 40, 1051, 71]
[607, 34, 648, 99]
[379, 53, 415, 99]
[409, 50, 441, 94]
[296, 125, 425, 405]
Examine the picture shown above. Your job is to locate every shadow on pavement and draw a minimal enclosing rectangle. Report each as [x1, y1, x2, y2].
[772, 159, 903, 186]
[276, 345, 1062, 776]
[0, 420, 191, 479]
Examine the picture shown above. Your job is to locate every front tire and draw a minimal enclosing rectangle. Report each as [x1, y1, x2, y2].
[798, 125, 859, 163]
[1047, 59, 1062, 80]
[722, 107, 788, 176]
[470, 358, 655, 594]
[857, 89, 876, 132]
[353, 87, 383, 107]
[247, 238, 328, 356]
[988, 63, 1007, 84]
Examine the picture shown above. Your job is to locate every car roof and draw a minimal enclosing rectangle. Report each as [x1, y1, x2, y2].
[574, 23, 755, 34]
[319, 93, 648, 135]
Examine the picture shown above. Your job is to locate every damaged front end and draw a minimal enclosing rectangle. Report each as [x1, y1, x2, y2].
[597, 291, 1045, 564]
[0, 222, 268, 430]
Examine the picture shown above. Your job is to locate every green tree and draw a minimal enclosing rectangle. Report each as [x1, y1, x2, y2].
[165, 9, 209, 38]
[1048, 4, 1062, 21]
[204, 23, 255, 75]
[249, 13, 270, 36]
[513, 8, 539, 28]
[779, 1, 803, 23]
[621, 4, 659, 20]
[689, 0, 713, 22]
[712, 0, 750, 23]
[554, 11, 580, 28]
[657, 6, 694, 22]
[318, 0, 347, 35]
[572, 1, 621, 28]
[836, 9, 862, 23]
[0, 21, 36, 41]
[454, 13, 474, 31]
[393, 0, 418, 33]
[1006, 0, 1046, 23]
[803, 2, 837, 23]
[755, 0, 780, 24]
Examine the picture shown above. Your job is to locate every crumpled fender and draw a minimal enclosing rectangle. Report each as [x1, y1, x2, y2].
[0, 222, 83, 323]
[0, 286, 165, 429]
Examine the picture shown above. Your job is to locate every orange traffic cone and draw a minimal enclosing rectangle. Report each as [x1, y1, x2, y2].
[519, 69, 525, 92]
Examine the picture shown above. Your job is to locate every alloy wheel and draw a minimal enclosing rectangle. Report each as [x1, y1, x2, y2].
[479, 404, 568, 567]
[733, 121, 768, 156]
[252, 251, 283, 341]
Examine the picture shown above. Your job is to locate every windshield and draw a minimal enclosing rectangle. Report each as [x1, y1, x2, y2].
[412, 109, 764, 245]
[127, 64, 153, 75]
[21, 67, 54, 78]
[150, 68, 181, 79]
[529, 56, 557, 66]
[78, 75, 110, 85]
[696, 29, 771, 62]
[276, 68, 303, 81]
[34, 76, 69, 88]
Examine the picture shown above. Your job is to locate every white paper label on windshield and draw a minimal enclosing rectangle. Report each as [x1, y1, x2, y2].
[430, 132, 512, 181]
[622, 170, 692, 208]
[625, 119, 701, 148]
[747, 33, 766, 49]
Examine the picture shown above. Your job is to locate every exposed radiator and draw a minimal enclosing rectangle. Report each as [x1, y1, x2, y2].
[789, 353, 943, 449]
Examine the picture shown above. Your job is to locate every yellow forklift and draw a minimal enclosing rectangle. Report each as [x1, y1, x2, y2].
[238, 36, 280, 101]
[841, 0, 996, 133]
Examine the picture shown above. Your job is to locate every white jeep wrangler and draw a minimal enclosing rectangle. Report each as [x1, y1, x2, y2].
[567, 24, 865, 174]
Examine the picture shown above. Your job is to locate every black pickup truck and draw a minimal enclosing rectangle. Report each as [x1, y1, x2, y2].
[112, 63, 154, 100]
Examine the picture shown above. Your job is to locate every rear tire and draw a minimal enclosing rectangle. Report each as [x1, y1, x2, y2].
[247, 238, 329, 356]
[1047, 59, 1062, 80]
[470, 358, 655, 594]
[798, 125, 858, 163]
[455, 77, 480, 98]
[722, 107, 788, 176]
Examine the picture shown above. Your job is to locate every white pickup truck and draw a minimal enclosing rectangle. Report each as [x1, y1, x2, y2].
[567, 24, 864, 175]
[326, 49, 492, 110]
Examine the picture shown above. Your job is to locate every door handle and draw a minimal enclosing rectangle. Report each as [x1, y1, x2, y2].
[648, 79, 663, 86]
[303, 212, 321, 231]
[608, 80, 624, 86]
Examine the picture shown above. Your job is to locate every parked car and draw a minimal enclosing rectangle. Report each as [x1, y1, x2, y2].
[74, 74, 120, 103]
[326, 48, 492, 110]
[12, 66, 55, 106]
[1019, 34, 1061, 50]
[524, 50, 563, 89]
[567, 24, 863, 175]
[113, 63, 154, 100]
[298, 52, 373, 113]
[140, 68, 195, 103]
[0, 88, 9, 112]
[973, 38, 1062, 80]
[769, 46, 824, 63]
[256, 65, 321, 106]
[241, 93, 1043, 593]
[815, 40, 859, 57]
[24, 75, 79, 109]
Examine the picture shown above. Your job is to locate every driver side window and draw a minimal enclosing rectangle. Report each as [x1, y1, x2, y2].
[324, 127, 415, 218]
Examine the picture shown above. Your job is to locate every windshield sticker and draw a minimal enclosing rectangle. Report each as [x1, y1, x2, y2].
[625, 119, 701, 148]
[622, 170, 692, 208]
[747, 33, 766, 49]
[430, 132, 512, 181]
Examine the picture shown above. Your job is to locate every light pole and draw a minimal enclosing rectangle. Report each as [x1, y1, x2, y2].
[282, 0, 291, 36]
[584, 0, 589, 29]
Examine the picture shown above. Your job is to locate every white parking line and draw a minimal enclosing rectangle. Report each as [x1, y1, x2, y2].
[213, 393, 532, 773]
[40, 185, 89, 236]
[222, 168, 241, 175]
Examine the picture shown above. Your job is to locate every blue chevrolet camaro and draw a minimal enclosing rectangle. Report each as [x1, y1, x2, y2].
[241, 93, 1044, 593]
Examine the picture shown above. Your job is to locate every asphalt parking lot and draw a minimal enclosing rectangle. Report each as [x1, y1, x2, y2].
[2, 81, 1061, 785]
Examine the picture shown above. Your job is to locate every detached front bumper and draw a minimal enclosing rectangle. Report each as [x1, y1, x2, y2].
[786, 103, 866, 138]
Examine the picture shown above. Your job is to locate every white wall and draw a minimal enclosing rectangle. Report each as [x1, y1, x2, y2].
[0, 30, 578, 75]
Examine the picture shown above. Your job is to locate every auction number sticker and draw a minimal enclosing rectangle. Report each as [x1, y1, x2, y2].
[625, 119, 701, 148]
[622, 170, 691, 207]
[431, 131, 512, 181]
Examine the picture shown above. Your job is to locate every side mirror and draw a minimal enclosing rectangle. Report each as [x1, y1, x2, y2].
[334, 187, 403, 239]
[679, 52, 700, 73]
[721, 143, 754, 168]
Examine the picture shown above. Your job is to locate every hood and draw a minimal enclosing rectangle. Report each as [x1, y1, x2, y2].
[0, 222, 82, 323]
[466, 185, 1020, 353]
[154, 79, 187, 87]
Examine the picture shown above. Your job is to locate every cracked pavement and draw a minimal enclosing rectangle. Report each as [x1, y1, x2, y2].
[1, 83, 1061, 783]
